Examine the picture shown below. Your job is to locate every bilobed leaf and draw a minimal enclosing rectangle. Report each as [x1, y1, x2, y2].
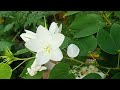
[69, 13, 104, 38]
[49, 63, 75, 79]
[0, 40, 13, 51]
[0, 63, 12, 79]
[83, 73, 102, 79]
[74, 35, 97, 56]
[111, 72, 120, 79]
[14, 48, 29, 55]
[20, 59, 43, 79]
[97, 23, 120, 54]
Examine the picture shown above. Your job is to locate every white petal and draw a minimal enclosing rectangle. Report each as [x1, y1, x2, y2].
[36, 25, 52, 42]
[27, 68, 37, 76]
[52, 33, 65, 49]
[34, 52, 51, 65]
[31, 60, 47, 71]
[67, 44, 80, 58]
[49, 22, 59, 34]
[45, 61, 55, 70]
[38, 66, 47, 71]
[51, 48, 63, 61]
[25, 29, 36, 37]
[20, 30, 36, 42]
[37, 25, 48, 33]
[25, 38, 44, 52]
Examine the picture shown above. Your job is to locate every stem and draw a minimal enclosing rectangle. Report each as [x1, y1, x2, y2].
[12, 31, 20, 42]
[12, 57, 35, 71]
[53, 14, 57, 22]
[88, 51, 96, 60]
[12, 60, 26, 71]
[100, 11, 112, 26]
[107, 11, 113, 17]
[44, 16, 47, 29]
[64, 57, 84, 64]
[117, 53, 120, 68]
[104, 69, 111, 78]
[64, 57, 120, 70]
[13, 57, 35, 61]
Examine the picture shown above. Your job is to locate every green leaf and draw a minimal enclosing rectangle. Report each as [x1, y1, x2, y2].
[4, 22, 15, 32]
[64, 11, 79, 17]
[115, 11, 120, 17]
[111, 72, 120, 79]
[69, 13, 104, 38]
[110, 23, 120, 49]
[97, 23, 120, 54]
[0, 40, 13, 51]
[83, 73, 102, 79]
[0, 63, 12, 79]
[20, 59, 43, 79]
[74, 35, 97, 56]
[14, 48, 29, 55]
[49, 63, 75, 79]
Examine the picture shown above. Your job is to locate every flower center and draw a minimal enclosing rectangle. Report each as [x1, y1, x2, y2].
[42, 43, 52, 54]
[44, 46, 51, 53]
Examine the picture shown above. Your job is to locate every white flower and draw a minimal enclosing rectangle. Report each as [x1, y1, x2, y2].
[67, 44, 80, 58]
[21, 22, 65, 76]
[20, 30, 36, 42]
[24, 24, 65, 65]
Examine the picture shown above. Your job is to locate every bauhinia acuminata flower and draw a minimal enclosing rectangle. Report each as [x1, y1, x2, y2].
[67, 44, 80, 58]
[20, 22, 65, 76]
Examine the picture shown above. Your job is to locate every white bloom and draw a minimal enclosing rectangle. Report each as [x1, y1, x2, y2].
[20, 30, 36, 42]
[67, 44, 80, 58]
[24, 24, 65, 65]
[21, 22, 65, 76]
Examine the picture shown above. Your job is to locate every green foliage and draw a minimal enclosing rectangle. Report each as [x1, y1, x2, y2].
[83, 73, 102, 79]
[74, 35, 97, 56]
[0, 40, 13, 51]
[0, 63, 12, 79]
[0, 11, 120, 79]
[14, 48, 29, 55]
[69, 13, 105, 38]
[97, 23, 120, 54]
[49, 63, 75, 79]
[111, 72, 120, 79]
[64, 11, 79, 17]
